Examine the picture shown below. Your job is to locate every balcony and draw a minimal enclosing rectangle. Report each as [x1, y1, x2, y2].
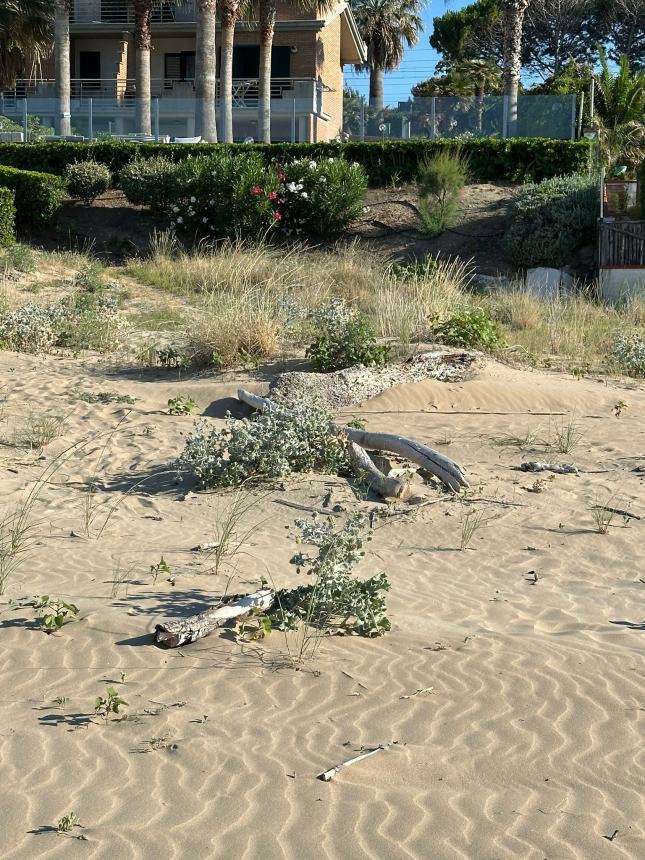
[70, 1, 197, 27]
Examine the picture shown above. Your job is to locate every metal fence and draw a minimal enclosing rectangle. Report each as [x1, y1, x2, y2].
[344, 94, 578, 141]
[0, 83, 324, 143]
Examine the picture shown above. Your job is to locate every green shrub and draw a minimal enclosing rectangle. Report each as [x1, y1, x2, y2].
[502, 173, 598, 267]
[170, 150, 280, 239]
[1, 242, 36, 273]
[306, 307, 390, 372]
[418, 150, 469, 237]
[280, 157, 367, 236]
[639, 162, 645, 217]
[180, 403, 348, 488]
[431, 306, 503, 350]
[0, 187, 15, 247]
[0, 292, 125, 354]
[65, 160, 111, 204]
[119, 156, 181, 213]
[611, 332, 645, 376]
[0, 164, 65, 228]
[0, 138, 593, 186]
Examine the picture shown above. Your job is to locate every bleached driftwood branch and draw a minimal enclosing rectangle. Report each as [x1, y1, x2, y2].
[237, 388, 468, 493]
[153, 588, 274, 648]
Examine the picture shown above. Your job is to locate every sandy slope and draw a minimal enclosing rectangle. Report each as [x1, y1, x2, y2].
[0, 351, 643, 860]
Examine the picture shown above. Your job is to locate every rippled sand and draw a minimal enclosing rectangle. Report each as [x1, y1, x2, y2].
[1, 351, 643, 859]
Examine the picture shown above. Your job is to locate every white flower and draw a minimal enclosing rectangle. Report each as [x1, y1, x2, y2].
[301, 191, 308, 199]
[286, 182, 298, 193]
[190, 196, 196, 203]
[177, 216, 183, 224]
[319, 176, 327, 183]
[172, 206, 180, 213]
[308, 161, 317, 169]
[202, 217, 208, 223]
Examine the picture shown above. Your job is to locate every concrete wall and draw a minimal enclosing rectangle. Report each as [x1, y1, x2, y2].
[600, 268, 645, 303]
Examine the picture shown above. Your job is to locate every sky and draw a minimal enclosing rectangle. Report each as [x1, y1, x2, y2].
[344, 1, 475, 106]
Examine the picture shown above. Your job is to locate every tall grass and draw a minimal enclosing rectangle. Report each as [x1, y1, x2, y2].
[122, 236, 645, 375]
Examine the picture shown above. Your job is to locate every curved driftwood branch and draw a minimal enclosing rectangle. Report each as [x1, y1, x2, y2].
[153, 588, 274, 648]
[237, 388, 468, 493]
[347, 441, 410, 499]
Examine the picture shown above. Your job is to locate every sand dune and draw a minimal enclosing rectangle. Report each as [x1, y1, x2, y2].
[0, 351, 643, 859]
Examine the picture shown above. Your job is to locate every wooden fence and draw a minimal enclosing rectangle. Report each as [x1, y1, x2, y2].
[598, 219, 645, 267]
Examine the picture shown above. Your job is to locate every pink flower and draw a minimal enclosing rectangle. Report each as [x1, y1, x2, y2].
[250, 185, 263, 195]
[278, 198, 285, 205]
[268, 191, 278, 200]
[273, 211, 282, 221]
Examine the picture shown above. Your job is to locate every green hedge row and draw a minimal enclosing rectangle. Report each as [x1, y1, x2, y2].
[640, 161, 645, 217]
[0, 187, 15, 246]
[0, 164, 65, 228]
[0, 138, 593, 186]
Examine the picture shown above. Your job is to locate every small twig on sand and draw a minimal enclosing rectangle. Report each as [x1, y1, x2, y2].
[465, 497, 529, 508]
[318, 745, 389, 782]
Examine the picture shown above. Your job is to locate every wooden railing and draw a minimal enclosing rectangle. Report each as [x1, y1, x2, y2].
[598, 220, 645, 267]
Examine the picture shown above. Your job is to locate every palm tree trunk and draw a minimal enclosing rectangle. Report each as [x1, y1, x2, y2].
[133, 1, 152, 135]
[369, 63, 384, 112]
[220, 0, 239, 143]
[195, 0, 218, 142]
[502, 0, 529, 138]
[258, 0, 276, 143]
[54, 0, 71, 137]
[475, 84, 484, 133]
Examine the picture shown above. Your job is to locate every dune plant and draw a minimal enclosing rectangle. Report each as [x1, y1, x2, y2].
[94, 687, 128, 723]
[31, 595, 80, 633]
[417, 150, 468, 237]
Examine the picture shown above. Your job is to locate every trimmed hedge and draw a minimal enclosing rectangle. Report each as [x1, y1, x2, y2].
[640, 162, 645, 217]
[0, 164, 65, 228]
[0, 187, 15, 246]
[0, 138, 593, 186]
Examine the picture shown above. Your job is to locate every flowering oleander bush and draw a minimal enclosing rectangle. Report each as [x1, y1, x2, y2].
[65, 160, 111, 205]
[279, 157, 367, 237]
[179, 402, 348, 488]
[610, 332, 645, 376]
[306, 297, 390, 372]
[0, 292, 126, 354]
[270, 513, 391, 637]
[166, 153, 367, 240]
[170, 151, 281, 239]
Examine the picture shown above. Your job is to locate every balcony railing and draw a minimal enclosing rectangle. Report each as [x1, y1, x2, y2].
[2, 78, 323, 111]
[70, 0, 197, 25]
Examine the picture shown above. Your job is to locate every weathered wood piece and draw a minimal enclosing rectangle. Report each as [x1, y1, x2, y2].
[153, 588, 274, 648]
[347, 441, 411, 499]
[237, 388, 468, 493]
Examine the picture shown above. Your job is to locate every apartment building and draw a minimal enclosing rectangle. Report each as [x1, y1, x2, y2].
[1, 1, 366, 142]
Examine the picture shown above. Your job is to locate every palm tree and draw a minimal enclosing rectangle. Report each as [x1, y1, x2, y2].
[352, 0, 423, 113]
[53, 0, 71, 136]
[195, 0, 218, 141]
[501, 0, 529, 137]
[220, 0, 240, 142]
[257, 0, 276, 143]
[0, 0, 52, 88]
[594, 47, 645, 167]
[133, 0, 153, 134]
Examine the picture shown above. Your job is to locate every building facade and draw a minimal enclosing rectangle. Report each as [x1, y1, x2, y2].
[1, 1, 366, 142]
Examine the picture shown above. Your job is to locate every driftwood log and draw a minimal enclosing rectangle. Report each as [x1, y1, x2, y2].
[153, 588, 274, 648]
[237, 388, 468, 494]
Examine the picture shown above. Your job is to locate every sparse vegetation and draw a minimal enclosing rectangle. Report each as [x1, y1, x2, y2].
[167, 395, 197, 415]
[79, 391, 136, 405]
[57, 812, 79, 833]
[94, 687, 128, 723]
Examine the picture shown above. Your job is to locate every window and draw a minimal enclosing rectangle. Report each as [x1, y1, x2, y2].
[79, 51, 101, 88]
[164, 52, 196, 84]
[230, 46, 291, 78]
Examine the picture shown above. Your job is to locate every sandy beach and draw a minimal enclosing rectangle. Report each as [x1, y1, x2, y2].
[1, 350, 643, 859]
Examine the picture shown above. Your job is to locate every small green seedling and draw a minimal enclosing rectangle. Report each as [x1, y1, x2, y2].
[120, 671, 127, 684]
[31, 596, 80, 633]
[150, 556, 171, 584]
[54, 695, 69, 706]
[613, 400, 627, 418]
[167, 395, 197, 416]
[57, 811, 79, 833]
[94, 687, 128, 723]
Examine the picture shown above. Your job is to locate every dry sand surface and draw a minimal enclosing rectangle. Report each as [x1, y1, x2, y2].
[0, 351, 643, 859]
